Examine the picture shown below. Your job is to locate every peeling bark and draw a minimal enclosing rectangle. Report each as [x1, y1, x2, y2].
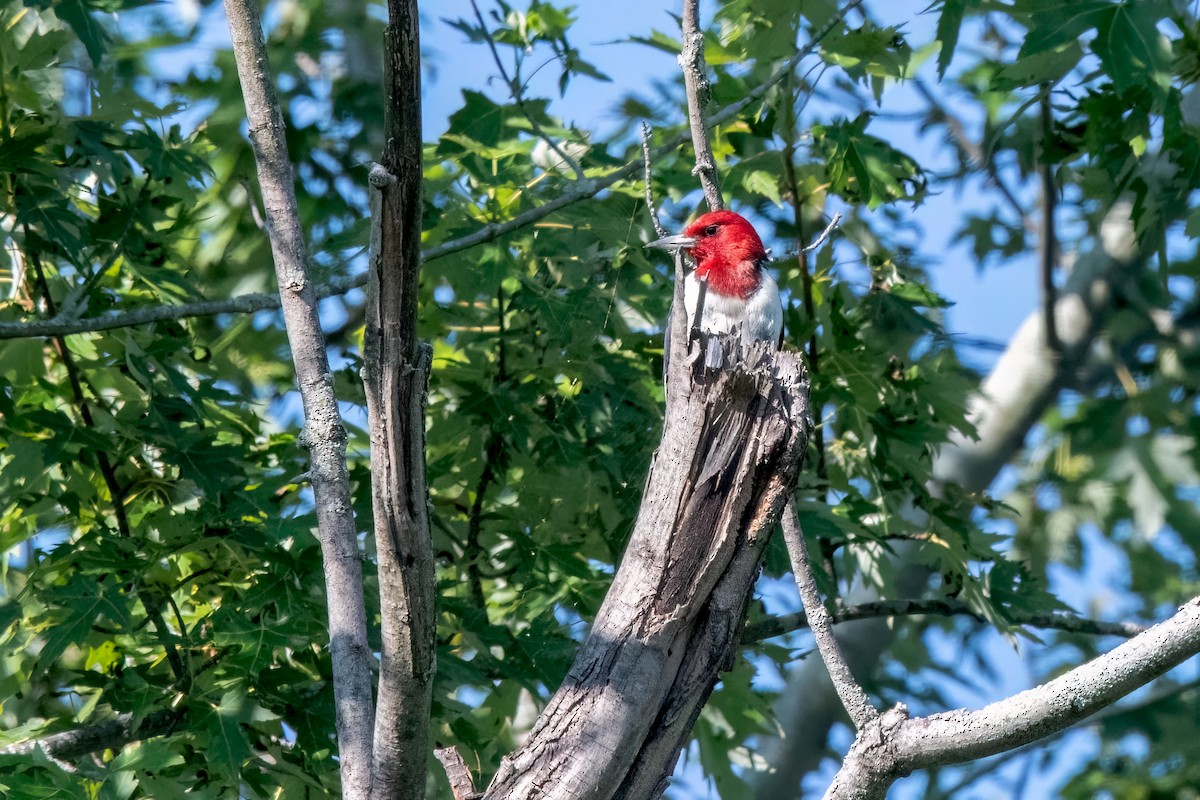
[365, 1, 436, 798]
[482, 340, 812, 800]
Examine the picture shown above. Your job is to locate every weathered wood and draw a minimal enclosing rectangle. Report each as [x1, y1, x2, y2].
[435, 746, 483, 800]
[482, 338, 811, 800]
[365, 1, 436, 798]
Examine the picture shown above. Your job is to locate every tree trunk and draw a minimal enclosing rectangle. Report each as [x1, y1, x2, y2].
[483, 340, 812, 800]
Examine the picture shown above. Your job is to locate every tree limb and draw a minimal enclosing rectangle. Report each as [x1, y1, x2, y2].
[824, 597, 1200, 800]
[681, 0, 722, 211]
[481, 340, 812, 800]
[742, 598, 1150, 644]
[781, 502, 878, 729]
[223, 1, 374, 796]
[757, 196, 1148, 798]
[0, 709, 186, 761]
[363, 1, 437, 796]
[434, 747, 483, 800]
[1039, 88, 1060, 354]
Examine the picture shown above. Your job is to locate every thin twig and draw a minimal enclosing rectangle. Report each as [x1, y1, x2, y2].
[0, 0, 865, 342]
[782, 500, 878, 729]
[641, 122, 667, 239]
[741, 598, 1151, 644]
[803, 212, 842, 253]
[681, 0, 723, 211]
[912, 79, 1033, 234]
[470, 0, 585, 180]
[27, 247, 187, 685]
[1039, 88, 1060, 354]
[58, 179, 152, 317]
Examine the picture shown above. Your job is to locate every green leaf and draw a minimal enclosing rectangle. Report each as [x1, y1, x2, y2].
[887, 280, 953, 308]
[204, 691, 252, 781]
[936, 0, 967, 79]
[1092, 3, 1174, 93]
[52, 0, 111, 66]
[993, 40, 1083, 88]
[1015, 0, 1111, 58]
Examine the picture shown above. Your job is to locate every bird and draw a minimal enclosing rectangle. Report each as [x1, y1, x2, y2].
[645, 210, 782, 370]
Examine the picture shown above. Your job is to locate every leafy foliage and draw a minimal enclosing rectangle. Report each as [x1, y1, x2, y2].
[0, 0, 1199, 798]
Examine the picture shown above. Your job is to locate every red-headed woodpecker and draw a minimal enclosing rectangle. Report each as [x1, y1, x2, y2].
[646, 210, 783, 367]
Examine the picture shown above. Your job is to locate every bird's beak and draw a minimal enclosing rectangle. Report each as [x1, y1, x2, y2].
[644, 233, 696, 252]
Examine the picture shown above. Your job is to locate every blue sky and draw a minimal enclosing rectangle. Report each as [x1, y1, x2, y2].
[126, 1, 1173, 796]
[418, 3, 1082, 798]
[421, 0, 1039, 374]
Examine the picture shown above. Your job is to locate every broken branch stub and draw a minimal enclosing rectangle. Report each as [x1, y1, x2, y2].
[482, 337, 811, 800]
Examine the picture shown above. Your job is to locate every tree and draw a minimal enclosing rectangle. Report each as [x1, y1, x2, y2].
[2, 0, 1200, 798]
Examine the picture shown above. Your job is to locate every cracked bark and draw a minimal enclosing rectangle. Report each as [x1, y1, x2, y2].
[481, 340, 812, 800]
[364, 1, 437, 798]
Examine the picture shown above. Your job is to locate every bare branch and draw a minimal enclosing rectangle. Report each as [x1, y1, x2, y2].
[901, 598, 1200, 766]
[223, 1, 374, 796]
[757, 195, 1149, 797]
[803, 212, 843, 253]
[365, 1, 437, 795]
[0, 0, 863, 342]
[935, 676, 1200, 797]
[824, 597, 1200, 800]
[742, 598, 1151, 644]
[1040, 89, 1060, 353]
[482, 341, 812, 800]
[0, 709, 185, 761]
[681, 0, 723, 211]
[640, 122, 668, 239]
[781, 502, 878, 729]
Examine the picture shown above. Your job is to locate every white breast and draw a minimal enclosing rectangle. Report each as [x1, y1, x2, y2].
[683, 269, 782, 346]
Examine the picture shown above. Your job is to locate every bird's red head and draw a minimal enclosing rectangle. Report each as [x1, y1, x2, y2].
[682, 211, 768, 299]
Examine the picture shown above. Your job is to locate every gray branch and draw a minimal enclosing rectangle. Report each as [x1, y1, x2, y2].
[641, 122, 668, 239]
[435, 747, 483, 800]
[757, 194, 1149, 798]
[681, 0, 723, 212]
[481, 341, 812, 800]
[0, 709, 185, 761]
[824, 597, 1200, 800]
[742, 598, 1149, 644]
[363, 1, 437, 796]
[223, 1, 374, 796]
[1039, 89, 1061, 353]
[781, 501, 878, 729]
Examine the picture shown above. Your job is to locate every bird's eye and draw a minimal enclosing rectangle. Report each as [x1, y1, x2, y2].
[704, 224, 719, 236]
